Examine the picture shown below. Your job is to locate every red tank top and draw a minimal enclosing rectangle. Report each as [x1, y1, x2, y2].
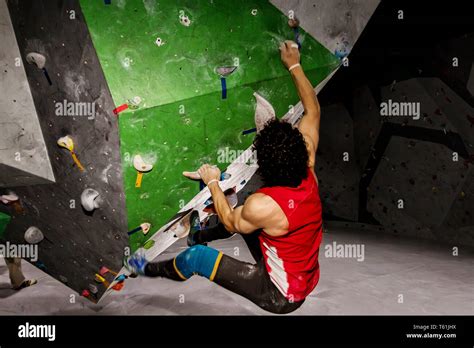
[256, 168, 323, 302]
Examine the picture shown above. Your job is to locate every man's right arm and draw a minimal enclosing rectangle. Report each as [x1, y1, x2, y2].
[280, 40, 320, 167]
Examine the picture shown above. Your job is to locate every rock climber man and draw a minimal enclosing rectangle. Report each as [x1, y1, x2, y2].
[126, 40, 323, 314]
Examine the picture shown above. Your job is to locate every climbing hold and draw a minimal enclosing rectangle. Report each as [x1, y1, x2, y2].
[143, 239, 155, 249]
[251, 9, 258, 16]
[288, 17, 300, 29]
[88, 284, 99, 295]
[57, 135, 84, 171]
[127, 96, 142, 110]
[133, 155, 153, 188]
[24, 226, 44, 244]
[59, 275, 68, 283]
[288, 17, 301, 49]
[81, 289, 91, 297]
[0, 192, 24, 214]
[140, 222, 151, 234]
[155, 37, 165, 47]
[35, 261, 46, 270]
[216, 66, 237, 99]
[254, 92, 276, 133]
[114, 274, 127, 282]
[26, 52, 46, 69]
[180, 15, 191, 26]
[112, 281, 125, 291]
[334, 34, 351, 59]
[113, 103, 129, 115]
[26, 52, 52, 85]
[216, 66, 237, 77]
[94, 273, 110, 287]
[127, 222, 151, 236]
[0, 193, 18, 204]
[99, 266, 117, 277]
[80, 188, 102, 212]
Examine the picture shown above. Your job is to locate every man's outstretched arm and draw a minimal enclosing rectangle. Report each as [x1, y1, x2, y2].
[280, 40, 320, 166]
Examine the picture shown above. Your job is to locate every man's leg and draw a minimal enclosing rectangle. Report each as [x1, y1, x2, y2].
[4, 257, 37, 290]
[127, 245, 303, 314]
[188, 222, 233, 246]
[189, 219, 264, 263]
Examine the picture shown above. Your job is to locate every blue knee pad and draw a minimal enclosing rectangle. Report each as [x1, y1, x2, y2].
[174, 245, 222, 280]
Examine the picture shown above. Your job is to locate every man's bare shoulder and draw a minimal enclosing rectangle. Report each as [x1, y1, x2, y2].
[242, 193, 279, 218]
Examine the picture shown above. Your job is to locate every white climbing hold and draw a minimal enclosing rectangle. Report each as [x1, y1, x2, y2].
[0, 193, 18, 204]
[251, 9, 258, 16]
[253, 92, 276, 133]
[128, 96, 142, 109]
[26, 52, 46, 69]
[216, 66, 237, 77]
[133, 155, 153, 172]
[155, 37, 165, 47]
[57, 135, 75, 151]
[180, 15, 191, 26]
[88, 284, 99, 294]
[24, 226, 44, 244]
[81, 188, 102, 212]
[140, 222, 151, 235]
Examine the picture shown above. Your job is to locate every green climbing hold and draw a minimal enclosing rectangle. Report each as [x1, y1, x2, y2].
[143, 239, 155, 249]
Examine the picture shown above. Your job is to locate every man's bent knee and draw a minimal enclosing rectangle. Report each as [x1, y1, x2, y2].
[174, 245, 223, 280]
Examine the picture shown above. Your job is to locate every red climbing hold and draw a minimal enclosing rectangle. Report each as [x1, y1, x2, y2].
[112, 281, 124, 291]
[81, 289, 90, 297]
[113, 103, 128, 115]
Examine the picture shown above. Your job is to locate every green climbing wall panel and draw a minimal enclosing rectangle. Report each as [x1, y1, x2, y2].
[80, 0, 340, 250]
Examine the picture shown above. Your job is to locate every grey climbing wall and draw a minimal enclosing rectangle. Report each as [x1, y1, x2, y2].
[468, 63, 474, 97]
[431, 33, 474, 104]
[439, 165, 474, 247]
[0, 0, 55, 187]
[381, 78, 473, 144]
[317, 104, 360, 221]
[367, 137, 468, 242]
[352, 85, 382, 172]
[3, 0, 128, 300]
[271, 0, 380, 55]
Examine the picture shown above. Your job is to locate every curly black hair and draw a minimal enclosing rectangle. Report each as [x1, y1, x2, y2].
[253, 118, 309, 188]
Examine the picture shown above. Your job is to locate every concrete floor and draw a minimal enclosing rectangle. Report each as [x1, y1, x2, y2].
[1, 224, 473, 315]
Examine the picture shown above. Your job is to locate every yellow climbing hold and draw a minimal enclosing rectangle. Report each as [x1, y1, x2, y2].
[57, 135, 84, 171]
[133, 155, 153, 188]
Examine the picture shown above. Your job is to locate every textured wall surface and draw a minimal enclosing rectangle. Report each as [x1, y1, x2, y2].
[352, 85, 382, 172]
[468, 63, 474, 97]
[367, 137, 468, 242]
[271, 0, 380, 55]
[4, 0, 128, 300]
[0, 0, 54, 187]
[317, 104, 359, 221]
